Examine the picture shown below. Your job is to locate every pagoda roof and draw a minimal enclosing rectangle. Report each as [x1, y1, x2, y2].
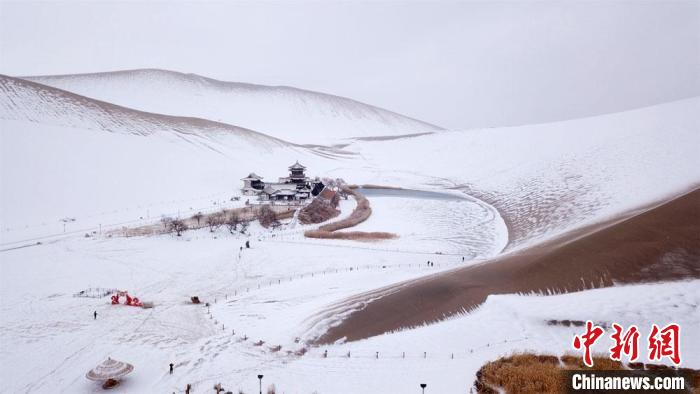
[241, 172, 263, 181]
[288, 161, 306, 170]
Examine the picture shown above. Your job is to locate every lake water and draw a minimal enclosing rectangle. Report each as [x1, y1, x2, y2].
[351, 186, 508, 257]
[356, 187, 467, 201]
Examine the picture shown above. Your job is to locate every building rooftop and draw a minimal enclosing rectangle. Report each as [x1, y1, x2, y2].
[262, 183, 298, 195]
[288, 161, 306, 170]
[241, 173, 264, 181]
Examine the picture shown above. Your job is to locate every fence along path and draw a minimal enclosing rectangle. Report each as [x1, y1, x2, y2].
[199, 247, 530, 365]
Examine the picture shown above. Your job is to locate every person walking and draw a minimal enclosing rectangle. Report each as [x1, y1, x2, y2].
[93, 310, 97, 320]
[169, 363, 174, 374]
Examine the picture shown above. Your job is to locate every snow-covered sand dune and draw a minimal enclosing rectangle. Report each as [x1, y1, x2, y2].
[0, 75, 347, 245]
[1, 68, 699, 394]
[22, 69, 443, 144]
[0, 75, 286, 147]
[340, 97, 700, 250]
[311, 187, 700, 344]
[305, 98, 700, 345]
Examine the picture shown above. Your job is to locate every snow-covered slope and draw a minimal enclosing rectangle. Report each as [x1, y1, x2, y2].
[338, 97, 700, 250]
[3, 73, 697, 254]
[2, 70, 699, 394]
[0, 75, 341, 244]
[22, 69, 443, 144]
[0, 74, 287, 148]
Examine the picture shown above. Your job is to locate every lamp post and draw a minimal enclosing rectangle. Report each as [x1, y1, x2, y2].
[420, 383, 427, 394]
[257, 374, 263, 394]
[60, 217, 74, 233]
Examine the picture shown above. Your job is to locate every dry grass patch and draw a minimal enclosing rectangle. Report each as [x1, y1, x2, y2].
[560, 353, 625, 371]
[298, 197, 341, 224]
[474, 353, 700, 393]
[317, 188, 372, 232]
[477, 353, 566, 393]
[305, 230, 396, 241]
[304, 187, 397, 241]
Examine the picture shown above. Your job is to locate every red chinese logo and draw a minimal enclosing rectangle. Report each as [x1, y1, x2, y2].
[648, 323, 681, 365]
[572, 322, 681, 367]
[572, 320, 605, 367]
[609, 323, 640, 361]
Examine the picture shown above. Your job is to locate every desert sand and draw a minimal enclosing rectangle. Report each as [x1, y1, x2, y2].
[316, 188, 700, 344]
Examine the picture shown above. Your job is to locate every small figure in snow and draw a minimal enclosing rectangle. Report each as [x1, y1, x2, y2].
[169, 363, 174, 374]
[462, 256, 465, 262]
[240, 246, 243, 252]
[93, 310, 97, 320]
[245, 240, 250, 249]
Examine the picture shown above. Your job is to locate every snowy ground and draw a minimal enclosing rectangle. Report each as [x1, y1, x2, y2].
[0, 222, 470, 393]
[2, 227, 697, 393]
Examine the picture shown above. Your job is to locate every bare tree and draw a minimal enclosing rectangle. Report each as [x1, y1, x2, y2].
[258, 205, 280, 228]
[160, 216, 174, 230]
[226, 212, 240, 234]
[168, 219, 188, 236]
[205, 211, 225, 232]
[321, 177, 346, 189]
[193, 212, 204, 227]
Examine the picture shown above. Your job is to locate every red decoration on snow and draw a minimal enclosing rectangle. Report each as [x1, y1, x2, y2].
[110, 291, 143, 307]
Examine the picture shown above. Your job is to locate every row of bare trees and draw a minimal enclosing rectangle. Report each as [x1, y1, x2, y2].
[160, 210, 251, 237]
[205, 211, 249, 234]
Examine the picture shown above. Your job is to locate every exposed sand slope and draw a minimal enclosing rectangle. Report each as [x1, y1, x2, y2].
[315, 188, 700, 344]
[21, 69, 443, 144]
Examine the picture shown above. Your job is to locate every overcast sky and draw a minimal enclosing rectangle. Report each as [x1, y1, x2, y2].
[1, 0, 698, 129]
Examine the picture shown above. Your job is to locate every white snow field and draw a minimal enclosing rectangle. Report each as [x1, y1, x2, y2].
[1, 72, 699, 393]
[23, 69, 443, 145]
[1, 234, 697, 393]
